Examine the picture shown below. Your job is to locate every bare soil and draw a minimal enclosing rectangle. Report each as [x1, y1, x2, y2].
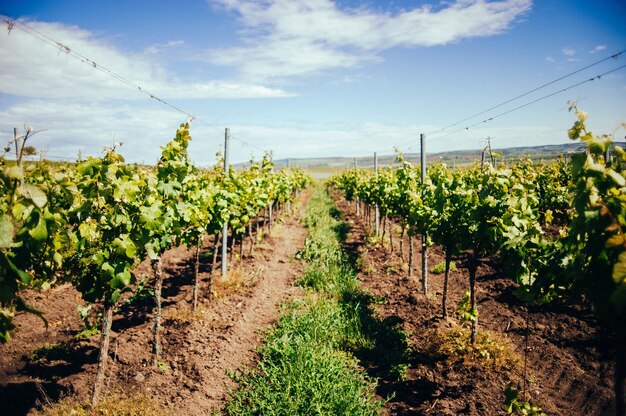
[0, 193, 309, 416]
[333, 193, 616, 416]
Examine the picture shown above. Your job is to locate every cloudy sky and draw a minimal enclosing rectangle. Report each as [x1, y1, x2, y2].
[0, 0, 625, 165]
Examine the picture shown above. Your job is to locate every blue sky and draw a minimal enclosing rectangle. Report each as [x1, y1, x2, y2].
[0, 0, 624, 165]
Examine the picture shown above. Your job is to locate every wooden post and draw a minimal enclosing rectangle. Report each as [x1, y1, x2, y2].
[421, 133, 428, 295]
[92, 301, 113, 405]
[14, 128, 24, 189]
[221, 128, 230, 281]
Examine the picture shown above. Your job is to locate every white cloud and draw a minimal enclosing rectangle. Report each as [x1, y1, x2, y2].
[3, 97, 620, 166]
[589, 44, 607, 54]
[0, 20, 291, 100]
[0, 99, 185, 163]
[561, 47, 576, 56]
[144, 40, 185, 55]
[209, 0, 532, 81]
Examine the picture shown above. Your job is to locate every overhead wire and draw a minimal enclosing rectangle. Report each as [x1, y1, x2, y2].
[231, 136, 267, 153]
[1, 14, 272, 159]
[1, 15, 196, 122]
[431, 63, 626, 142]
[393, 59, 626, 153]
[426, 48, 625, 137]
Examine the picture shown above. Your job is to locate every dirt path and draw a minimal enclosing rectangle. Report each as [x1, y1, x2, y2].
[0, 192, 310, 415]
[333, 192, 615, 416]
[151, 210, 309, 413]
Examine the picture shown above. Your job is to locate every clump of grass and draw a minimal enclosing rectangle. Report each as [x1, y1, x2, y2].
[431, 260, 457, 275]
[30, 342, 70, 362]
[366, 233, 383, 246]
[423, 324, 521, 372]
[35, 392, 174, 416]
[211, 264, 262, 298]
[74, 326, 100, 340]
[162, 304, 215, 326]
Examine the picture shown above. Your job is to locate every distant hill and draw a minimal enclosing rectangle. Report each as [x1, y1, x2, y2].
[274, 142, 626, 171]
[268, 142, 625, 179]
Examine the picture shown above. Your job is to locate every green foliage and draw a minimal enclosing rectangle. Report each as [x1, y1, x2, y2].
[431, 260, 456, 274]
[504, 383, 546, 415]
[0, 123, 310, 344]
[67, 148, 142, 306]
[74, 303, 101, 339]
[565, 105, 626, 340]
[330, 156, 555, 319]
[456, 291, 478, 325]
[0, 135, 75, 341]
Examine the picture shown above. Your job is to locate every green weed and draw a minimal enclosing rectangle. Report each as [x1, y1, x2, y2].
[431, 260, 457, 274]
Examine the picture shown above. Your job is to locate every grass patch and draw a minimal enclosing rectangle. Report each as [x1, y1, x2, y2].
[30, 342, 70, 362]
[226, 184, 405, 415]
[431, 260, 457, 275]
[226, 296, 381, 415]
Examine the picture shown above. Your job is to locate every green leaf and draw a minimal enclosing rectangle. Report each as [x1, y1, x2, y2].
[4, 166, 22, 179]
[110, 269, 131, 290]
[28, 214, 48, 241]
[78, 221, 99, 241]
[110, 290, 121, 304]
[113, 235, 136, 259]
[20, 183, 48, 209]
[571, 153, 586, 177]
[606, 234, 625, 249]
[612, 251, 626, 284]
[0, 214, 14, 248]
[140, 203, 163, 231]
[606, 169, 626, 187]
[1, 251, 31, 286]
[0, 308, 16, 344]
[146, 243, 158, 260]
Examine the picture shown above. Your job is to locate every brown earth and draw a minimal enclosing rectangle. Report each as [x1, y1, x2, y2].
[0, 192, 309, 416]
[333, 192, 615, 416]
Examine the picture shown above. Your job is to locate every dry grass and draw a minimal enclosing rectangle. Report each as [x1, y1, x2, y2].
[423, 324, 521, 373]
[35, 392, 174, 416]
[162, 304, 215, 326]
[268, 220, 286, 237]
[211, 264, 264, 298]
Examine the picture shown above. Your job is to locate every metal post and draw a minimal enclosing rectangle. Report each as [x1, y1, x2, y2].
[374, 152, 380, 236]
[421, 133, 428, 295]
[269, 150, 273, 233]
[221, 128, 230, 280]
[354, 157, 360, 216]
